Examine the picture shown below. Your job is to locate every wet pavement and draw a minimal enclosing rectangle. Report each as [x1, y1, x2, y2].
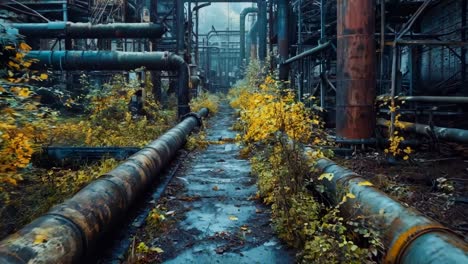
[162, 102, 294, 264]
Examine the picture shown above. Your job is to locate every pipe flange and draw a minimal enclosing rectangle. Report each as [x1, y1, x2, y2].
[181, 112, 203, 127]
[383, 224, 459, 263]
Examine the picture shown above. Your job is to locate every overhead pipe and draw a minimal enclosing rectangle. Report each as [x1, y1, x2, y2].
[8, 22, 167, 39]
[377, 118, 468, 144]
[315, 159, 468, 263]
[26, 51, 191, 117]
[336, 0, 376, 139]
[377, 95, 468, 104]
[240, 7, 259, 64]
[277, 0, 289, 81]
[0, 108, 209, 263]
[257, 0, 267, 62]
[282, 41, 331, 65]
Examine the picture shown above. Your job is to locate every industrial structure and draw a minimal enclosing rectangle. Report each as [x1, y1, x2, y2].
[0, 0, 468, 263]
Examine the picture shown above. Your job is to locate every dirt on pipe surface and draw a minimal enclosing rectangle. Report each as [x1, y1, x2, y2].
[131, 102, 295, 263]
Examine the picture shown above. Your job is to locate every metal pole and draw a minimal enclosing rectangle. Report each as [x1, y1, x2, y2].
[278, 0, 289, 81]
[379, 0, 386, 94]
[320, 0, 326, 107]
[257, 0, 267, 62]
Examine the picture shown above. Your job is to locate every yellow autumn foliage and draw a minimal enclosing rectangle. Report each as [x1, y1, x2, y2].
[229, 74, 322, 144]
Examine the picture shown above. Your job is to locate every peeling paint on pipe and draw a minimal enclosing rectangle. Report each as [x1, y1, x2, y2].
[0, 108, 209, 263]
[315, 159, 468, 263]
[336, 0, 376, 139]
[9, 22, 167, 39]
[26, 51, 190, 117]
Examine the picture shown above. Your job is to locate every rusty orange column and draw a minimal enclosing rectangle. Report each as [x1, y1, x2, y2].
[336, 0, 376, 139]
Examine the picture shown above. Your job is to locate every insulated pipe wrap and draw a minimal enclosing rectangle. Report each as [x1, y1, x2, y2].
[315, 159, 468, 263]
[0, 109, 209, 263]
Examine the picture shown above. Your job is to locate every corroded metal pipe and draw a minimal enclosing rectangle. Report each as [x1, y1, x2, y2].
[9, 22, 167, 39]
[240, 7, 258, 63]
[315, 159, 468, 263]
[336, 0, 376, 139]
[26, 51, 190, 117]
[377, 118, 468, 144]
[0, 108, 209, 263]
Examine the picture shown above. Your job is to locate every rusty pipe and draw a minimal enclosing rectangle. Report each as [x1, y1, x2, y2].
[315, 159, 468, 263]
[377, 118, 468, 144]
[0, 108, 209, 263]
[336, 0, 376, 139]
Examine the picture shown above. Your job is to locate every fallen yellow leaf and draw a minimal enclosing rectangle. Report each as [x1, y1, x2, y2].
[358, 181, 373, 187]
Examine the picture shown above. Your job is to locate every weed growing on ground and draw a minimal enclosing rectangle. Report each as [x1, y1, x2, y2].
[230, 61, 383, 263]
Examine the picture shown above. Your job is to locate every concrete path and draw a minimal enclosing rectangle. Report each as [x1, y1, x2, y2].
[163, 102, 294, 264]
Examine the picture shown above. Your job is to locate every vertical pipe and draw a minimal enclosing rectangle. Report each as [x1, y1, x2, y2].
[195, 2, 199, 66]
[336, 0, 376, 139]
[278, 0, 289, 81]
[320, 0, 327, 107]
[240, 8, 259, 66]
[188, 1, 192, 59]
[379, 0, 386, 94]
[258, 1, 267, 62]
[176, 0, 185, 55]
[462, 0, 467, 88]
[250, 20, 259, 61]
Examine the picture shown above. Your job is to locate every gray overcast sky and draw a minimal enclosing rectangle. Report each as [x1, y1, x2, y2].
[198, 3, 256, 34]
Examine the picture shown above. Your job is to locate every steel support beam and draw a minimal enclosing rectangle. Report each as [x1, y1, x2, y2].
[336, 0, 376, 139]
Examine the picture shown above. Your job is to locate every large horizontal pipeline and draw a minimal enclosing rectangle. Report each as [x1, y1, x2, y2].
[0, 108, 209, 263]
[377, 95, 468, 104]
[315, 159, 468, 263]
[377, 118, 468, 144]
[8, 22, 167, 39]
[282, 41, 331, 65]
[26, 51, 190, 116]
